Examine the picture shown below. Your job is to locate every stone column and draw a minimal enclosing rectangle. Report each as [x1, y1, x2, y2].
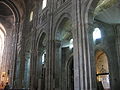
[47, 0, 55, 90]
[115, 25, 120, 77]
[12, 22, 20, 88]
[12, 23, 25, 88]
[114, 25, 120, 89]
[55, 40, 62, 90]
[72, 0, 95, 90]
[30, 29, 37, 90]
[18, 41, 26, 88]
[87, 24, 97, 90]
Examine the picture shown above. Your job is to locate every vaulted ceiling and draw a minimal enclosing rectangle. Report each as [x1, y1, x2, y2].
[94, 0, 117, 16]
[94, 0, 120, 24]
[0, 0, 26, 30]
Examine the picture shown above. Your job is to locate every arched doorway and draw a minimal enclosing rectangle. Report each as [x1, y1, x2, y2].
[36, 32, 47, 90]
[55, 17, 74, 90]
[95, 50, 110, 90]
[24, 41, 31, 88]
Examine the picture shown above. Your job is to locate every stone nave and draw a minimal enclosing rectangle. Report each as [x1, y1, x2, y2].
[0, 0, 120, 90]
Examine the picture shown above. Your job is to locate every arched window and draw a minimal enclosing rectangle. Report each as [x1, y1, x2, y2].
[42, 0, 47, 10]
[42, 51, 46, 64]
[29, 11, 33, 21]
[93, 28, 101, 41]
[69, 39, 73, 49]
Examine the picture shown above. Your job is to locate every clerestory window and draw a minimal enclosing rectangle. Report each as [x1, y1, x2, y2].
[42, 0, 47, 10]
[93, 28, 101, 41]
[30, 11, 33, 21]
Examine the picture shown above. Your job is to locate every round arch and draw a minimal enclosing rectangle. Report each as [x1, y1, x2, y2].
[37, 31, 47, 49]
[86, 0, 120, 90]
[54, 13, 74, 90]
[0, 0, 21, 88]
[0, 0, 20, 23]
[56, 17, 72, 39]
[37, 32, 46, 52]
[86, 0, 119, 25]
[53, 13, 72, 40]
[35, 31, 47, 90]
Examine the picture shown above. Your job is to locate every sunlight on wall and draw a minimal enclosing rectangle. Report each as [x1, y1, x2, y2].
[0, 23, 6, 66]
[0, 30, 4, 54]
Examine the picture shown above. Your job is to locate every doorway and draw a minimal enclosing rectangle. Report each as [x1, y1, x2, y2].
[95, 50, 110, 90]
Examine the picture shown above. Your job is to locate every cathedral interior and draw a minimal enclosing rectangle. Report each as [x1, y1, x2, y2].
[0, 0, 120, 90]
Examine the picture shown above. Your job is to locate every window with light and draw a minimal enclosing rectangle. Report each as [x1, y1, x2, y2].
[42, 0, 47, 10]
[93, 28, 101, 41]
[30, 11, 33, 21]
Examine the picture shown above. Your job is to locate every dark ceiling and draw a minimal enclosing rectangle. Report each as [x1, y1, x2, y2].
[0, 2, 13, 16]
